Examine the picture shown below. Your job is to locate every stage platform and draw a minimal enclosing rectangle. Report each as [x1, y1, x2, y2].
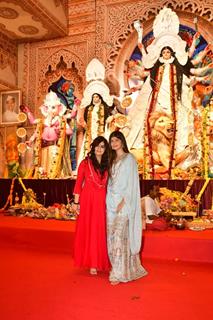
[0, 178, 212, 210]
[0, 215, 212, 264]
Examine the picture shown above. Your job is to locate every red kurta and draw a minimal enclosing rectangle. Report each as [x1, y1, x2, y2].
[73, 158, 110, 271]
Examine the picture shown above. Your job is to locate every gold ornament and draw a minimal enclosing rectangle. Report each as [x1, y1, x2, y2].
[17, 112, 27, 123]
[16, 127, 27, 138]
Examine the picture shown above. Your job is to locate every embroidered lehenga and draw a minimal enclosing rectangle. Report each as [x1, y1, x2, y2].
[106, 153, 147, 282]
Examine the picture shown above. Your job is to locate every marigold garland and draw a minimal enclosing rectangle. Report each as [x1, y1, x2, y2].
[83, 104, 105, 157]
[159, 187, 197, 213]
[33, 119, 43, 178]
[169, 64, 177, 177]
[201, 105, 210, 178]
[145, 64, 177, 179]
[49, 117, 67, 179]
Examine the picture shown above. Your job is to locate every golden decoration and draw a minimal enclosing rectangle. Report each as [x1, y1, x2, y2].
[195, 178, 210, 202]
[16, 127, 27, 138]
[121, 96, 132, 108]
[17, 142, 27, 154]
[17, 112, 27, 123]
[84, 104, 105, 157]
[114, 114, 129, 128]
[49, 117, 67, 179]
[181, 178, 196, 199]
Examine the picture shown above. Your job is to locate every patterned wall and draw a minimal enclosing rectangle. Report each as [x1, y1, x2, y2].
[20, 0, 213, 110]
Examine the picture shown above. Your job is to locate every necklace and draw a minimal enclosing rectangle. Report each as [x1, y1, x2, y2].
[84, 104, 105, 157]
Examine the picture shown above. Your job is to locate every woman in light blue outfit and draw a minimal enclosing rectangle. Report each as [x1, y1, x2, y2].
[106, 131, 147, 285]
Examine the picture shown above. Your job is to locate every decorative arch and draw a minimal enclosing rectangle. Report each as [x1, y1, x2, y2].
[37, 48, 84, 104]
[116, 17, 212, 89]
[96, 0, 213, 87]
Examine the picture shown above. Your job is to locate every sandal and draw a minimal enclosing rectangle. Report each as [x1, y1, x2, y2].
[90, 268, 97, 275]
[110, 280, 120, 285]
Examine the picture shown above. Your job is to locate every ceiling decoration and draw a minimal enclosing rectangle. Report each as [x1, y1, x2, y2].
[0, 7, 19, 19]
[18, 25, 39, 35]
[0, 0, 68, 43]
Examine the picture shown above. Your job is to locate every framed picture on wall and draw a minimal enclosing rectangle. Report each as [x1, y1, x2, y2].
[0, 90, 21, 124]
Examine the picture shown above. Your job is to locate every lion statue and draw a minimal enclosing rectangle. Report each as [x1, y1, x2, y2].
[148, 111, 195, 174]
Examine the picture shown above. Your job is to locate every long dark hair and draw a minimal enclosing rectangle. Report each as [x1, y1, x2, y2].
[150, 46, 193, 101]
[109, 131, 129, 171]
[87, 136, 109, 177]
[84, 93, 109, 124]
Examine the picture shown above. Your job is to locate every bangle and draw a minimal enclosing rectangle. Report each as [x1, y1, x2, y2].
[73, 201, 79, 205]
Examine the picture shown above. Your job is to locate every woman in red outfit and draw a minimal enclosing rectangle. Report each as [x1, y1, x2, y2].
[72, 136, 110, 275]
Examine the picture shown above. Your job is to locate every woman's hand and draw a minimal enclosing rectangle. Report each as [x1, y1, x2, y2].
[72, 202, 80, 214]
[116, 199, 125, 213]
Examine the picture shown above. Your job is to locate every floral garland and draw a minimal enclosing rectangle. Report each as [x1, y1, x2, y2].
[201, 105, 210, 178]
[160, 187, 197, 212]
[97, 104, 105, 135]
[84, 105, 92, 156]
[49, 117, 67, 179]
[145, 64, 177, 179]
[169, 64, 177, 177]
[33, 119, 43, 178]
[18, 177, 42, 207]
[83, 104, 105, 157]
[142, 131, 148, 178]
[147, 66, 163, 178]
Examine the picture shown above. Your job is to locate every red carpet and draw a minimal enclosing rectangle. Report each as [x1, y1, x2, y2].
[1, 215, 213, 263]
[0, 215, 75, 254]
[142, 229, 213, 263]
[0, 215, 213, 320]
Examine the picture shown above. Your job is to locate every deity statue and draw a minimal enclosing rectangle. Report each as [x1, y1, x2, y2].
[77, 59, 114, 163]
[77, 58, 132, 165]
[123, 7, 213, 179]
[21, 91, 76, 178]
